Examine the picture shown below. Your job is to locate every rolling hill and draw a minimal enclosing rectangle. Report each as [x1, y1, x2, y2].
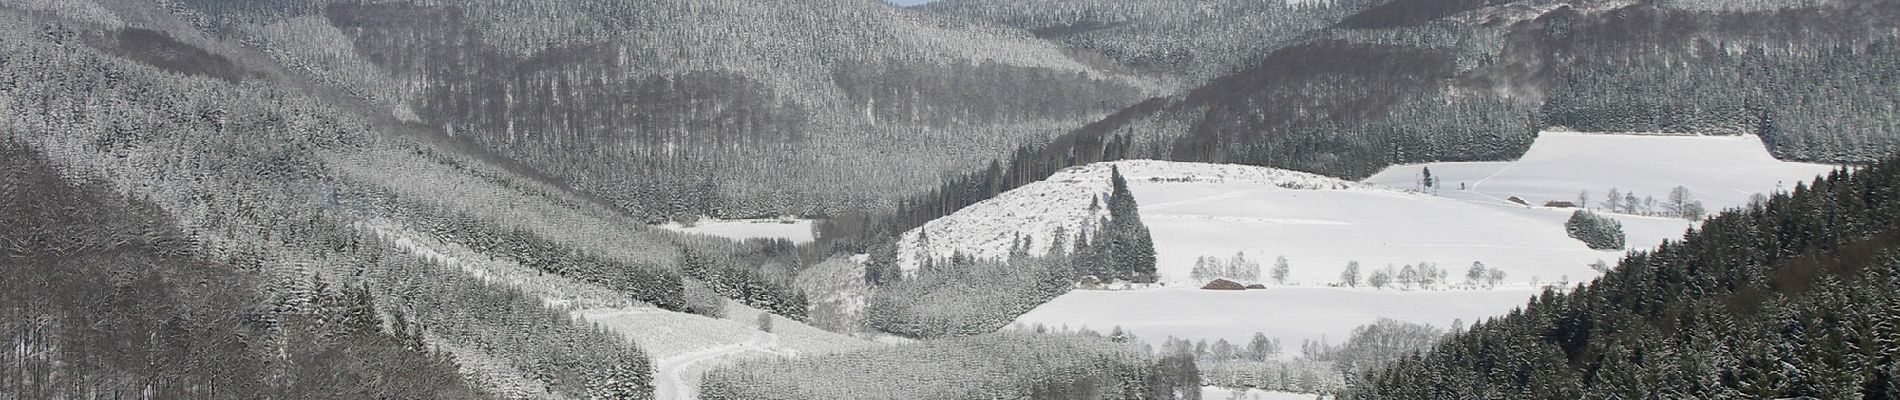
[893, 132, 1835, 353]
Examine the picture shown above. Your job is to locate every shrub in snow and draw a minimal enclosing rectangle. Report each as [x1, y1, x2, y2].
[1564, 210, 1626, 250]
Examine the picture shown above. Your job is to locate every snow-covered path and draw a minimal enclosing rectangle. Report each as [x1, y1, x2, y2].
[654, 330, 782, 400]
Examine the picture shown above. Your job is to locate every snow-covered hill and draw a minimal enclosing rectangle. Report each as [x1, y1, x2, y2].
[1365, 132, 1839, 212]
[897, 160, 1367, 272]
[658, 217, 817, 245]
[906, 132, 1837, 352]
[902, 159, 1673, 286]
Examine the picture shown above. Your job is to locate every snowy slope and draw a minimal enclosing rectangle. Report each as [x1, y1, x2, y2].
[930, 159, 1645, 348]
[905, 133, 1835, 353]
[579, 304, 874, 400]
[1202, 386, 1328, 400]
[903, 159, 1675, 286]
[1017, 286, 1538, 355]
[1365, 132, 1838, 212]
[658, 218, 817, 244]
[897, 160, 1366, 272]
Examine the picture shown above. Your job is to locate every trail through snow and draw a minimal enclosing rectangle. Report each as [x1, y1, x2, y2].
[654, 330, 783, 400]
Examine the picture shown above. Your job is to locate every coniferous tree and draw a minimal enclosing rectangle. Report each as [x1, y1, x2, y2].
[1565, 210, 1627, 250]
[1101, 166, 1158, 282]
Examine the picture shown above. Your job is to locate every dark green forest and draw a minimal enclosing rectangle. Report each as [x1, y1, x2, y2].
[1357, 160, 1900, 398]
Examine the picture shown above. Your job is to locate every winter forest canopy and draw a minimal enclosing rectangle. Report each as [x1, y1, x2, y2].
[3, 0, 1898, 398]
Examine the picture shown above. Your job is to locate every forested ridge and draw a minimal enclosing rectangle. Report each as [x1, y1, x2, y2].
[847, 0, 1900, 254]
[0, 142, 481, 398]
[173, 0, 1153, 222]
[1356, 159, 1900, 398]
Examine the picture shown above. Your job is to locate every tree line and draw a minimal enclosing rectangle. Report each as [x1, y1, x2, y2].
[1355, 158, 1900, 398]
[700, 331, 1198, 400]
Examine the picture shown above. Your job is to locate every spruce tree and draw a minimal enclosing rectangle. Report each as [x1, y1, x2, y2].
[1103, 166, 1157, 282]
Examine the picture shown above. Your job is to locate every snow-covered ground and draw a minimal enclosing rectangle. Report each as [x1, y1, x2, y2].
[898, 161, 1370, 272]
[895, 132, 1838, 352]
[578, 302, 875, 400]
[658, 218, 817, 244]
[1017, 286, 1537, 352]
[1136, 177, 1687, 287]
[367, 216, 865, 400]
[1365, 132, 1838, 212]
[1202, 386, 1327, 400]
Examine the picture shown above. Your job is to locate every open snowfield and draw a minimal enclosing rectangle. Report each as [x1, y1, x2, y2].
[578, 303, 875, 400]
[985, 159, 1657, 347]
[1017, 286, 1538, 352]
[1136, 179, 1689, 286]
[1202, 386, 1327, 400]
[887, 132, 1843, 352]
[658, 218, 816, 244]
[1365, 132, 1839, 211]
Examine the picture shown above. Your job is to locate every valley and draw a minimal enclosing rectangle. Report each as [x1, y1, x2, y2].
[4, 0, 1898, 398]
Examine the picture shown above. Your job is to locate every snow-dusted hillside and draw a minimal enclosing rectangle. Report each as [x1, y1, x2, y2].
[906, 132, 1837, 352]
[1017, 286, 1539, 356]
[897, 160, 1365, 272]
[658, 218, 817, 244]
[579, 302, 874, 400]
[902, 159, 1678, 286]
[1365, 132, 1839, 211]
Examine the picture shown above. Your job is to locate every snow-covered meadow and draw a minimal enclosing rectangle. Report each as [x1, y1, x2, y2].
[889, 132, 1841, 350]
[657, 218, 817, 244]
[1201, 386, 1327, 400]
[1365, 131, 1839, 211]
[578, 302, 875, 400]
[1016, 286, 1536, 354]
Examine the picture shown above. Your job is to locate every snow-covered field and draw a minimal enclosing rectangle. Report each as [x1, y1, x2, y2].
[898, 161, 1371, 272]
[658, 218, 816, 244]
[1365, 132, 1838, 211]
[1136, 178, 1687, 287]
[1202, 386, 1327, 400]
[892, 132, 1839, 351]
[1017, 286, 1538, 352]
[578, 303, 875, 400]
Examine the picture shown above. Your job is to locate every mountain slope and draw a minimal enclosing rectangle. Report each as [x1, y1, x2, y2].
[1365, 132, 1838, 211]
[167, 0, 1153, 221]
[897, 132, 1833, 354]
[0, 2, 883, 396]
[0, 141, 484, 398]
[860, 0, 1900, 250]
[918, 0, 1378, 86]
